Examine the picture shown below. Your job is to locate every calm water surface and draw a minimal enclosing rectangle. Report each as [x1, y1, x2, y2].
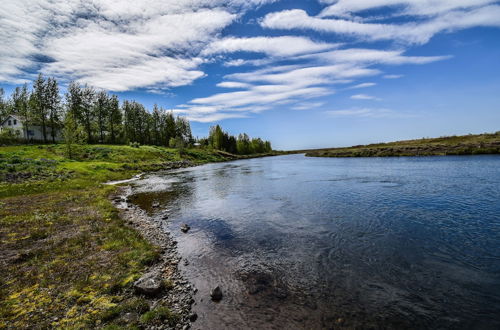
[130, 155, 500, 329]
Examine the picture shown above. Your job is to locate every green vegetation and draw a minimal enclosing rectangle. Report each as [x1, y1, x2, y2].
[305, 132, 500, 158]
[0, 144, 276, 328]
[202, 124, 272, 155]
[139, 305, 179, 326]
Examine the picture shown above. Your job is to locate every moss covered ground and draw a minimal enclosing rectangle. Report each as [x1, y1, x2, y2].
[0, 144, 272, 328]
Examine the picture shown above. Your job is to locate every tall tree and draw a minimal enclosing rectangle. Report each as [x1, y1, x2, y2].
[107, 94, 121, 144]
[0, 88, 7, 123]
[95, 90, 109, 143]
[63, 110, 78, 159]
[237, 133, 252, 155]
[66, 82, 82, 118]
[209, 125, 224, 150]
[32, 73, 49, 142]
[151, 104, 161, 145]
[175, 116, 192, 146]
[10, 84, 30, 141]
[123, 100, 135, 143]
[80, 85, 96, 143]
[46, 78, 61, 143]
[164, 111, 176, 147]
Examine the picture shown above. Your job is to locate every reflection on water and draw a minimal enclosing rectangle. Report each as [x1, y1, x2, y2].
[130, 154, 500, 329]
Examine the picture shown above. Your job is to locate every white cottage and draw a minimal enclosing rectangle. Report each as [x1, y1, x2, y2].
[0, 115, 63, 141]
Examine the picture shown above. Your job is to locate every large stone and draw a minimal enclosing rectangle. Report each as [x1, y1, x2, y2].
[134, 270, 163, 296]
[210, 286, 223, 301]
[180, 224, 191, 233]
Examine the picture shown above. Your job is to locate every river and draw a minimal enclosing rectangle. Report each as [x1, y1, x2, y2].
[129, 154, 500, 329]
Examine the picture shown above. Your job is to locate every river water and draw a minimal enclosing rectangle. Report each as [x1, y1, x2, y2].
[129, 154, 500, 329]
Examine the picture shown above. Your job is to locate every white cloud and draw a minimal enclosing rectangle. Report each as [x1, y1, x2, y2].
[176, 61, 381, 121]
[216, 81, 252, 89]
[349, 82, 376, 89]
[319, 0, 498, 18]
[203, 36, 339, 57]
[191, 85, 331, 108]
[184, 112, 249, 123]
[261, 6, 500, 44]
[226, 63, 379, 86]
[0, 0, 275, 88]
[307, 48, 451, 65]
[383, 74, 404, 79]
[326, 108, 414, 118]
[224, 59, 247, 67]
[350, 94, 381, 100]
[291, 102, 325, 110]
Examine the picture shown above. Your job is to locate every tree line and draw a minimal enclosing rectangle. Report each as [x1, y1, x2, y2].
[0, 74, 272, 154]
[202, 125, 272, 155]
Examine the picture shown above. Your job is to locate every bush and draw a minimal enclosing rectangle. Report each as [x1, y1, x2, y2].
[129, 142, 140, 148]
[139, 306, 178, 326]
[0, 128, 23, 145]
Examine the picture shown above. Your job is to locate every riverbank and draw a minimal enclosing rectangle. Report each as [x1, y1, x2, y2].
[305, 132, 500, 157]
[0, 144, 277, 328]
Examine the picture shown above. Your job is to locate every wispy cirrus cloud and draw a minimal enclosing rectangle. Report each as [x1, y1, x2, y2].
[351, 94, 381, 100]
[261, 5, 500, 44]
[348, 82, 376, 89]
[326, 108, 415, 118]
[177, 62, 381, 121]
[291, 102, 325, 110]
[383, 74, 404, 79]
[318, 0, 498, 18]
[203, 36, 339, 57]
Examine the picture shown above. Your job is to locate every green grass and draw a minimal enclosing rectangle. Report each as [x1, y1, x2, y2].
[305, 132, 500, 158]
[0, 143, 269, 328]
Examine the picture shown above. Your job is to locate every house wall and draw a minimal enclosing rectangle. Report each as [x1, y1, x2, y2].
[28, 126, 64, 142]
[1, 116, 63, 141]
[1, 116, 24, 136]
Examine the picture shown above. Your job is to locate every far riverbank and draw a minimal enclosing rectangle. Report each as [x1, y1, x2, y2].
[304, 132, 500, 157]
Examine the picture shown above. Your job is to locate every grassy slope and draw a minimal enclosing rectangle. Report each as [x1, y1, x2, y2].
[305, 132, 500, 158]
[0, 144, 270, 329]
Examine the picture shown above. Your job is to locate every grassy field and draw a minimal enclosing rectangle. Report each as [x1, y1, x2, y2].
[0, 144, 274, 329]
[305, 132, 500, 158]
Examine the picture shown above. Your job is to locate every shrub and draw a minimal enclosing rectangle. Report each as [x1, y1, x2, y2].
[139, 306, 178, 326]
[129, 142, 140, 148]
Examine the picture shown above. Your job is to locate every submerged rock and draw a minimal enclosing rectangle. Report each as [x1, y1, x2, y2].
[133, 270, 163, 296]
[210, 286, 223, 301]
[180, 224, 191, 233]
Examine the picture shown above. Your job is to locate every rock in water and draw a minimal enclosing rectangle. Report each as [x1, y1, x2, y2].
[181, 224, 191, 233]
[133, 270, 163, 296]
[210, 286, 223, 301]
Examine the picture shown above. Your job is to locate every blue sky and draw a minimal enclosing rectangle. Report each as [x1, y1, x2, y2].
[1, 0, 500, 150]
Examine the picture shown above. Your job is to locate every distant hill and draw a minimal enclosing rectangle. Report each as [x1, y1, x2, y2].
[305, 132, 500, 158]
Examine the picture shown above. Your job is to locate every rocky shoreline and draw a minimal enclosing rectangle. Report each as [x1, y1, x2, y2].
[110, 183, 197, 330]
